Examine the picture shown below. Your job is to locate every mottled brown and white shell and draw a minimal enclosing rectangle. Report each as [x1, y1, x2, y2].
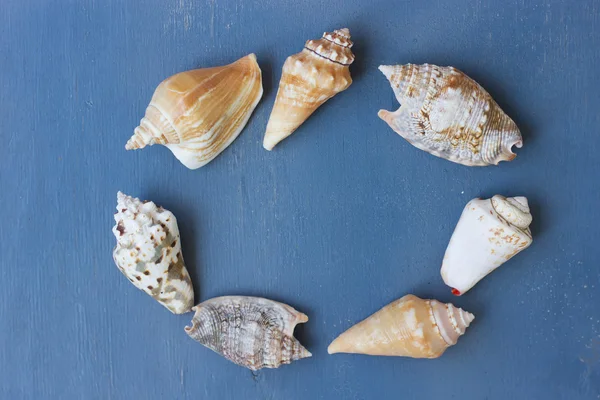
[441, 195, 533, 295]
[112, 192, 194, 314]
[126, 54, 263, 169]
[378, 64, 523, 166]
[185, 296, 311, 370]
[263, 28, 354, 150]
[328, 294, 474, 358]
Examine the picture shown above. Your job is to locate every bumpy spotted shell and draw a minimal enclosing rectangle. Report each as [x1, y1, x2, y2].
[126, 54, 263, 169]
[441, 195, 533, 295]
[263, 28, 354, 150]
[185, 296, 311, 370]
[378, 64, 522, 166]
[112, 192, 194, 314]
[328, 294, 474, 358]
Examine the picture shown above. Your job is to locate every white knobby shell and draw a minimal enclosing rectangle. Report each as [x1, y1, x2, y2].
[441, 195, 533, 295]
[112, 192, 194, 314]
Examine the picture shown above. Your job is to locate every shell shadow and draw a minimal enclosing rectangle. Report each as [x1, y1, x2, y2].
[255, 52, 276, 101]
[524, 194, 545, 240]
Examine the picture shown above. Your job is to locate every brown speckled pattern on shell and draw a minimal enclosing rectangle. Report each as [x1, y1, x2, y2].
[112, 192, 194, 314]
[378, 64, 523, 166]
[185, 296, 311, 371]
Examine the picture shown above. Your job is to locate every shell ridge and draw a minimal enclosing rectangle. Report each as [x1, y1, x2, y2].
[302, 46, 351, 66]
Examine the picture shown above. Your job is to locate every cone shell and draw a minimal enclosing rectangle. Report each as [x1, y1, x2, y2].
[126, 54, 263, 169]
[328, 295, 474, 358]
[378, 64, 522, 166]
[263, 28, 354, 150]
[185, 296, 311, 370]
[441, 195, 533, 295]
[112, 192, 194, 314]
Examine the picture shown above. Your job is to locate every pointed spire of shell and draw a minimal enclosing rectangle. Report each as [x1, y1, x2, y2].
[304, 28, 355, 65]
[428, 299, 475, 346]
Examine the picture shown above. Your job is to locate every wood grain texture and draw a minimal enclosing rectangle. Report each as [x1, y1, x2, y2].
[1, 0, 599, 398]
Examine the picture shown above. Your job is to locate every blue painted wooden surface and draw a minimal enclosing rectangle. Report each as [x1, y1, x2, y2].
[1, 0, 599, 398]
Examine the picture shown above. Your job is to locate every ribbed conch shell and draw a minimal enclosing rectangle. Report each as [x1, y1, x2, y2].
[112, 192, 194, 314]
[328, 295, 474, 358]
[126, 54, 263, 169]
[263, 28, 355, 150]
[185, 296, 311, 370]
[378, 64, 522, 166]
[441, 195, 533, 295]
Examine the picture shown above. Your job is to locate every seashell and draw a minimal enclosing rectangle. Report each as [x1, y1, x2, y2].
[378, 64, 522, 166]
[185, 296, 311, 370]
[441, 195, 533, 295]
[112, 192, 194, 314]
[126, 54, 263, 169]
[328, 294, 474, 359]
[263, 28, 355, 150]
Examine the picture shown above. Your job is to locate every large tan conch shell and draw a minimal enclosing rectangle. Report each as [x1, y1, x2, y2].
[112, 192, 194, 314]
[441, 195, 533, 295]
[126, 54, 263, 169]
[185, 296, 311, 370]
[328, 294, 474, 358]
[378, 64, 522, 166]
[263, 28, 355, 150]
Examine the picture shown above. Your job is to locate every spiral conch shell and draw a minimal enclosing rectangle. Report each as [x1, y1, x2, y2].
[328, 295, 474, 358]
[263, 28, 355, 150]
[441, 195, 533, 295]
[378, 64, 522, 166]
[112, 192, 194, 314]
[126, 54, 263, 169]
[185, 296, 311, 370]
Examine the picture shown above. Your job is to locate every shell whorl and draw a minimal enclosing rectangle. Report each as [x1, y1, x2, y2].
[304, 28, 355, 66]
[491, 195, 533, 230]
[126, 105, 179, 150]
[428, 300, 474, 346]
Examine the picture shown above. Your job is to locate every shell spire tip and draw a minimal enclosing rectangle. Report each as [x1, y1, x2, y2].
[125, 127, 150, 150]
[378, 65, 394, 81]
[337, 28, 351, 37]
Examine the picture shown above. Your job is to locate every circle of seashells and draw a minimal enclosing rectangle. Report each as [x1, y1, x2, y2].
[113, 28, 532, 370]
